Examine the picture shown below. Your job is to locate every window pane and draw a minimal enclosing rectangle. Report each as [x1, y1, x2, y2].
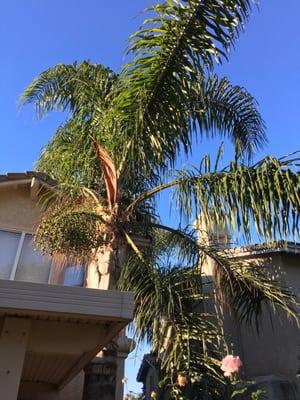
[0, 230, 20, 279]
[63, 266, 85, 287]
[15, 234, 52, 283]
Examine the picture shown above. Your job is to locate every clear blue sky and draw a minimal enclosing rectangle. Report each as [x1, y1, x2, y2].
[1, 0, 300, 395]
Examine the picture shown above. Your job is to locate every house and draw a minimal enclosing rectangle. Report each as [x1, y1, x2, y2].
[137, 233, 300, 399]
[219, 241, 300, 399]
[0, 172, 134, 400]
[137, 354, 159, 399]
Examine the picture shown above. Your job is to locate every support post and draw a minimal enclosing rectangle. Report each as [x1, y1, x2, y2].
[0, 317, 31, 400]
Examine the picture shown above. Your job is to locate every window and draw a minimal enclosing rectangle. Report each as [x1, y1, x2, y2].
[0, 230, 20, 279]
[0, 228, 86, 287]
[63, 265, 85, 287]
[14, 234, 52, 283]
[0, 229, 52, 283]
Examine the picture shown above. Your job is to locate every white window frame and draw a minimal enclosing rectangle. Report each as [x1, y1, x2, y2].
[0, 226, 54, 283]
[9, 231, 26, 280]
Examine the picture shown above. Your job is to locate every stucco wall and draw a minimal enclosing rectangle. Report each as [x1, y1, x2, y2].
[221, 252, 300, 394]
[38, 372, 84, 400]
[0, 184, 42, 232]
[20, 372, 84, 400]
[144, 368, 160, 400]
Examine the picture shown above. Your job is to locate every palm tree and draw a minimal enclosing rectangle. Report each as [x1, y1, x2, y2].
[21, 1, 300, 398]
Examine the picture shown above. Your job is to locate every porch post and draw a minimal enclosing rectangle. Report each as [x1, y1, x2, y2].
[0, 317, 31, 400]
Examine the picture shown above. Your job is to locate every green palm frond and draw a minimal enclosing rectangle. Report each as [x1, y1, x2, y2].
[119, 243, 294, 397]
[118, 256, 225, 395]
[150, 223, 201, 266]
[195, 75, 266, 157]
[110, 0, 264, 182]
[132, 153, 300, 241]
[174, 154, 300, 240]
[126, 152, 300, 242]
[21, 62, 120, 188]
[146, 224, 299, 326]
[21, 3, 266, 194]
[20, 61, 117, 118]
[199, 243, 299, 327]
[36, 118, 103, 188]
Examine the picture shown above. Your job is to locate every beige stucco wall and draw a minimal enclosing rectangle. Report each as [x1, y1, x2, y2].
[0, 184, 42, 232]
[19, 373, 84, 400]
[220, 252, 300, 392]
[32, 372, 84, 400]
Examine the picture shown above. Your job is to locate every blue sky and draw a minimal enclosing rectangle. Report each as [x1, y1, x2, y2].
[1, 0, 300, 395]
[1, 0, 299, 174]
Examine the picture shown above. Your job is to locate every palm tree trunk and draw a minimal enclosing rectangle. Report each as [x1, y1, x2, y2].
[84, 240, 132, 400]
[86, 240, 128, 290]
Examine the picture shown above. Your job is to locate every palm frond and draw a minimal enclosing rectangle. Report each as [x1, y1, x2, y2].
[153, 223, 299, 326]
[198, 243, 299, 327]
[118, 255, 225, 395]
[110, 0, 264, 185]
[126, 152, 300, 242]
[20, 61, 117, 118]
[172, 153, 300, 241]
[119, 221, 299, 395]
[194, 75, 267, 157]
[93, 141, 118, 210]
[36, 118, 103, 188]
[22, 62, 119, 189]
[150, 223, 201, 267]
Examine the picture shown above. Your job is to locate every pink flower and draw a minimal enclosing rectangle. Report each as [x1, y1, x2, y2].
[220, 355, 242, 377]
[177, 373, 187, 387]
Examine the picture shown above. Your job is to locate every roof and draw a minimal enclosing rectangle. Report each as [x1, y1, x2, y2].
[137, 353, 158, 382]
[225, 241, 300, 258]
[0, 171, 56, 187]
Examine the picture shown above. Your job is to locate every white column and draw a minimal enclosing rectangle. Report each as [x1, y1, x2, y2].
[0, 317, 31, 400]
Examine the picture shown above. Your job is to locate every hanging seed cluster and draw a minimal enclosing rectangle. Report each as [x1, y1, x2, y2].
[34, 205, 109, 257]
